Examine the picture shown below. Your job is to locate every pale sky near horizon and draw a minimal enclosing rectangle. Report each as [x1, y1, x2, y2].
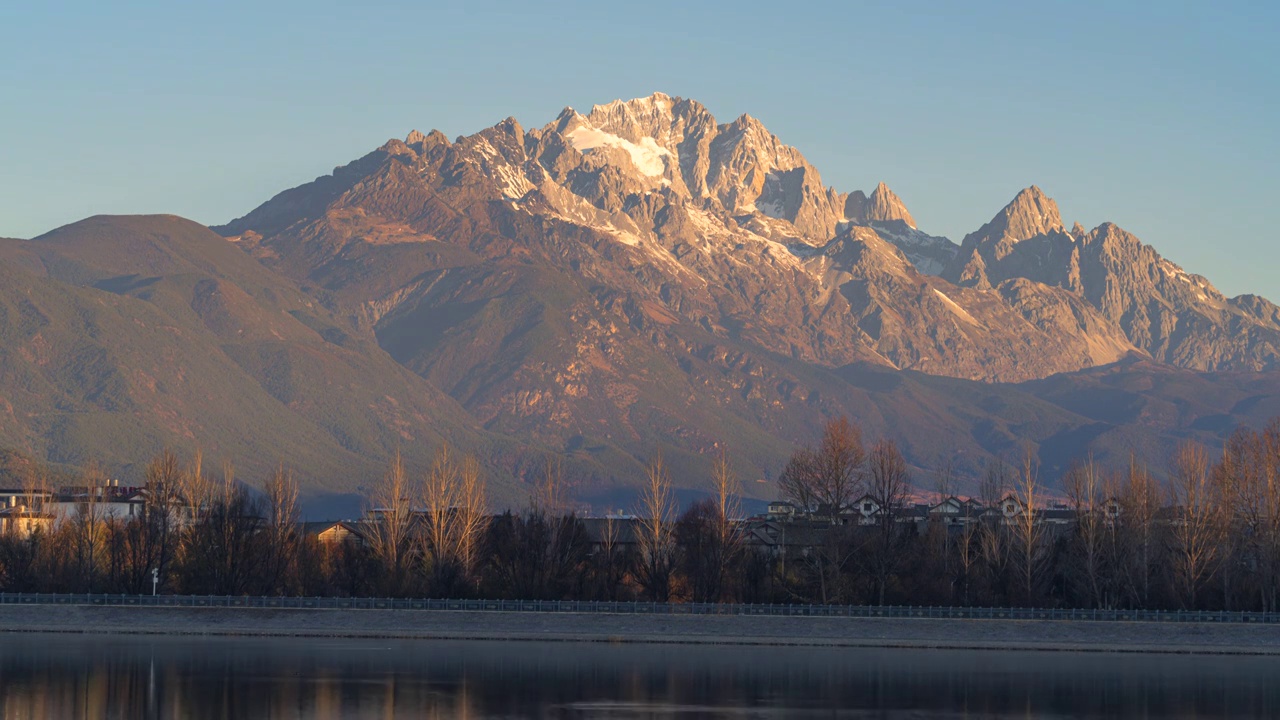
[2, 1, 1276, 297]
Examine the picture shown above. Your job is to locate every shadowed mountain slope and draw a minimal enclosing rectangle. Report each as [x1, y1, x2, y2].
[0, 216, 538, 507]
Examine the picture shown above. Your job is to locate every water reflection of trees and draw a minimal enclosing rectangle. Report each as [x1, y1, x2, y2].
[0, 638, 1278, 718]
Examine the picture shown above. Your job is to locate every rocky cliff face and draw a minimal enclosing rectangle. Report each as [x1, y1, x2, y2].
[946, 186, 1073, 290]
[859, 182, 917, 227]
[541, 94, 848, 239]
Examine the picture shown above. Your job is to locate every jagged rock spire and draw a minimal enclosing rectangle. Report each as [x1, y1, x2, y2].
[865, 182, 916, 228]
[990, 186, 1065, 242]
[943, 186, 1070, 289]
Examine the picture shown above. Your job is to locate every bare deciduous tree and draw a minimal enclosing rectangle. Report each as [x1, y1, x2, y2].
[1066, 456, 1106, 608]
[421, 446, 488, 596]
[1118, 455, 1160, 608]
[711, 449, 743, 601]
[802, 522, 856, 605]
[593, 513, 627, 601]
[453, 454, 489, 582]
[978, 457, 1010, 603]
[635, 453, 676, 601]
[1011, 449, 1046, 604]
[1254, 422, 1280, 611]
[1214, 436, 1245, 610]
[955, 497, 979, 606]
[71, 460, 107, 591]
[530, 454, 570, 518]
[675, 450, 747, 604]
[778, 417, 865, 518]
[933, 454, 957, 575]
[131, 449, 184, 594]
[365, 451, 414, 595]
[180, 449, 214, 526]
[1167, 442, 1224, 609]
[487, 454, 585, 600]
[182, 461, 264, 595]
[866, 439, 911, 605]
[261, 464, 299, 595]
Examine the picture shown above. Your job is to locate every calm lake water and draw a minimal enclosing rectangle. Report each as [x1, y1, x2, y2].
[0, 634, 1277, 718]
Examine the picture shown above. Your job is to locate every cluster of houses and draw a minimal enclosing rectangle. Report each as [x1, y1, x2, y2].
[296, 493, 1083, 556]
[0, 482, 149, 537]
[739, 495, 1080, 554]
[763, 494, 1077, 528]
[1, 480, 1085, 558]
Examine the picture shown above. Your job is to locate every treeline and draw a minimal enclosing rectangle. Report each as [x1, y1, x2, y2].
[4, 418, 1280, 612]
[0, 451, 311, 597]
[766, 417, 1280, 612]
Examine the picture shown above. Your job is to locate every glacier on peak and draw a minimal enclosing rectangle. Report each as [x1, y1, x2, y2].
[564, 122, 670, 178]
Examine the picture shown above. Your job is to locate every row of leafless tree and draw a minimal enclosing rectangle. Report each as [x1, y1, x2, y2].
[6, 418, 1280, 609]
[359, 448, 489, 597]
[770, 417, 1280, 611]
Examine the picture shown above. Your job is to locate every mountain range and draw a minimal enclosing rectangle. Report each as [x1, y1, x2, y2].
[3, 92, 1278, 512]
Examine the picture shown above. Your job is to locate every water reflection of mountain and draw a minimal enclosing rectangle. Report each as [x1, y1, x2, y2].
[0, 634, 1277, 718]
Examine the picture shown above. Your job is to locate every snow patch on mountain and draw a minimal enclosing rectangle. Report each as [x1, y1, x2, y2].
[934, 288, 979, 326]
[565, 123, 670, 177]
[872, 223, 956, 251]
[605, 228, 641, 246]
[685, 206, 728, 238]
[757, 199, 785, 219]
[907, 255, 946, 275]
[871, 222, 959, 276]
[685, 206, 802, 270]
[495, 165, 534, 200]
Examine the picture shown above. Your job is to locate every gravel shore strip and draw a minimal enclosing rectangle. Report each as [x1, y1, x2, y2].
[1, 605, 1279, 655]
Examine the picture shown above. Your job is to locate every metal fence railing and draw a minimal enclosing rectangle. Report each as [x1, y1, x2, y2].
[0, 593, 1277, 624]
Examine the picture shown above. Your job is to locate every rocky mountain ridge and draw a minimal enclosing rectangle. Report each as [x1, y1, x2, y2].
[203, 92, 1280, 496]
[945, 186, 1280, 371]
[222, 92, 1280, 385]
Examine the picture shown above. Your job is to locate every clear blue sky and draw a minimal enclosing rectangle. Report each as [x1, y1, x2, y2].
[2, 1, 1277, 297]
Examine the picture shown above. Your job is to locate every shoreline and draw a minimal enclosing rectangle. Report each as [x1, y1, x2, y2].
[2, 605, 1279, 655]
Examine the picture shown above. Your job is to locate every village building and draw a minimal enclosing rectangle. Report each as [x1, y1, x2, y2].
[0, 482, 199, 538]
[927, 496, 985, 526]
[300, 520, 364, 545]
[0, 496, 55, 537]
[46, 481, 147, 522]
[765, 501, 797, 521]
